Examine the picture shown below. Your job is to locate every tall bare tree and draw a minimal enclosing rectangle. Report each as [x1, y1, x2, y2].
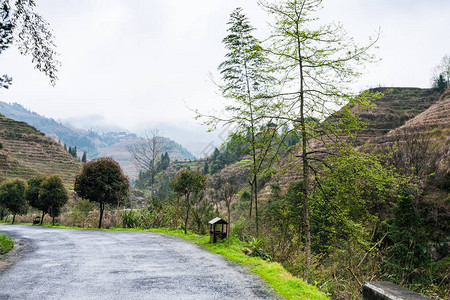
[127, 129, 166, 199]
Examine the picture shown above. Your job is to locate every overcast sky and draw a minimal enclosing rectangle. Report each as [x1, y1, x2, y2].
[1, 0, 449, 156]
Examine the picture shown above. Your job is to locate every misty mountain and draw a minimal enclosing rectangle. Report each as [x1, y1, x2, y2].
[0, 101, 195, 178]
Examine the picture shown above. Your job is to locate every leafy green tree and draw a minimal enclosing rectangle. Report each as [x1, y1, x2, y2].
[0, 178, 27, 224]
[156, 152, 170, 172]
[383, 188, 430, 284]
[81, 151, 87, 163]
[39, 175, 69, 225]
[202, 159, 209, 175]
[25, 174, 47, 224]
[199, 8, 283, 235]
[0, 0, 59, 88]
[260, 0, 378, 278]
[74, 157, 130, 228]
[170, 169, 206, 234]
[432, 55, 450, 92]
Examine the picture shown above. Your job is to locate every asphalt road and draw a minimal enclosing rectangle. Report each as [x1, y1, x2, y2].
[0, 225, 278, 300]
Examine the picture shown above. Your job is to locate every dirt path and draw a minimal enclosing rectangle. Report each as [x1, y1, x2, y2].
[0, 225, 278, 300]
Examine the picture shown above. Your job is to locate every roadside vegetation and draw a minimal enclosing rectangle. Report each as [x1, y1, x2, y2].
[0, 233, 14, 254]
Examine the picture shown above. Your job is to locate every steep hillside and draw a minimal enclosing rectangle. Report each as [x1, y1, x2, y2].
[353, 87, 441, 145]
[363, 88, 450, 182]
[0, 114, 81, 189]
[248, 88, 443, 199]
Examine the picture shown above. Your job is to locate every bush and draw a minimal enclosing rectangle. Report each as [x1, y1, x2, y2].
[0, 233, 14, 254]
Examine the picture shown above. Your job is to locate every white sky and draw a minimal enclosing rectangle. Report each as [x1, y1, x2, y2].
[1, 0, 449, 156]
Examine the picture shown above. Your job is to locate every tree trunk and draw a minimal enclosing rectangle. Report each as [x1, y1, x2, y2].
[254, 175, 259, 237]
[11, 214, 15, 224]
[40, 211, 46, 225]
[184, 195, 190, 234]
[98, 203, 104, 228]
[297, 30, 311, 281]
[248, 181, 253, 218]
[150, 171, 155, 200]
[52, 215, 56, 226]
[227, 204, 231, 246]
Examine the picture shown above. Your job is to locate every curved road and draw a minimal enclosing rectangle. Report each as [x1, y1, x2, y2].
[0, 225, 277, 300]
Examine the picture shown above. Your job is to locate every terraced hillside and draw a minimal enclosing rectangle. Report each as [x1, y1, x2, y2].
[0, 114, 81, 190]
[256, 88, 443, 199]
[354, 87, 441, 144]
[364, 88, 450, 181]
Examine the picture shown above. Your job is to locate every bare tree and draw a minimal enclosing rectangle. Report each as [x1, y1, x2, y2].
[391, 126, 439, 178]
[127, 129, 165, 199]
[219, 177, 237, 246]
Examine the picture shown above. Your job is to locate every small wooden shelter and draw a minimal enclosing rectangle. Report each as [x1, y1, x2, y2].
[208, 217, 228, 243]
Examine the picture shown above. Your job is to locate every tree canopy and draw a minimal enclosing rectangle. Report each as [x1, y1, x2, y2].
[74, 157, 129, 228]
[170, 169, 206, 234]
[39, 175, 69, 225]
[0, 178, 27, 223]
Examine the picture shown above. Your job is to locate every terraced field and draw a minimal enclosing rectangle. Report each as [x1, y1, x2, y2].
[0, 115, 81, 190]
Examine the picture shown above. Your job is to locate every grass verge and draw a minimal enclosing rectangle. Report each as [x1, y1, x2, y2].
[0, 233, 14, 254]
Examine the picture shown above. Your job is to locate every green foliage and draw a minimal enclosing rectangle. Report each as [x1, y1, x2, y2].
[262, 181, 303, 260]
[432, 55, 450, 92]
[1, 0, 59, 86]
[202, 159, 209, 175]
[67, 146, 77, 158]
[0, 233, 14, 254]
[243, 237, 272, 261]
[74, 157, 129, 228]
[170, 169, 206, 198]
[170, 168, 207, 234]
[156, 152, 170, 172]
[134, 152, 171, 190]
[209, 144, 244, 175]
[436, 74, 448, 93]
[383, 188, 430, 283]
[25, 175, 47, 211]
[39, 175, 69, 224]
[81, 151, 87, 163]
[311, 150, 408, 254]
[0, 178, 27, 223]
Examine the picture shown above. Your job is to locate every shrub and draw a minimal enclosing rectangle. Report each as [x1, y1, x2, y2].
[0, 233, 14, 254]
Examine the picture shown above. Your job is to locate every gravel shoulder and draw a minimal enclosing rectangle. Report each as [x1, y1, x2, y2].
[0, 225, 278, 300]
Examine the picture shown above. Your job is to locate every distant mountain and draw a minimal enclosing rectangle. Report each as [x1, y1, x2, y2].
[0, 102, 196, 178]
[98, 136, 196, 179]
[0, 101, 100, 158]
[0, 114, 81, 190]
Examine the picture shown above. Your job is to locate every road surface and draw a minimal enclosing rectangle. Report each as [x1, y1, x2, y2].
[0, 225, 277, 300]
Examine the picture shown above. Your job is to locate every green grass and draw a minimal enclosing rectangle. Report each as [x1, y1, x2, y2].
[0, 233, 14, 254]
[149, 228, 328, 300]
